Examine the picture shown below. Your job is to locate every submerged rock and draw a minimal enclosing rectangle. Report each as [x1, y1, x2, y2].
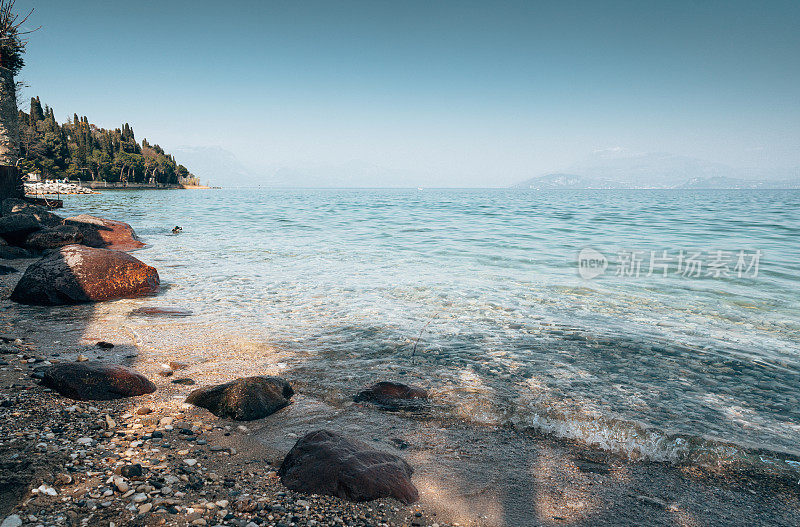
[130, 306, 193, 317]
[0, 264, 17, 275]
[279, 429, 418, 504]
[24, 225, 83, 251]
[40, 361, 156, 401]
[353, 381, 429, 411]
[65, 214, 145, 251]
[186, 376, 293, 421]
[10, 244, 159, 305]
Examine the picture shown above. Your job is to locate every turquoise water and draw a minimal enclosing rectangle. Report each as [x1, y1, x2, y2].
[59, 188, 800, 469]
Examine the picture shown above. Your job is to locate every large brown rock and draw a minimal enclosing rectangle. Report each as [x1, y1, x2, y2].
[24, 225, 83, 251]
[279, 430, 419, 504]
[65, 214, 145, 251]
[186, 376, 293, 421]
[354, 381, 429, 411]
[10, 244, 159, 305]
[40, 361, 156, 401]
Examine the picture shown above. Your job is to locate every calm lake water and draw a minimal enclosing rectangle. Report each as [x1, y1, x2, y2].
[59, 188, 800, 471]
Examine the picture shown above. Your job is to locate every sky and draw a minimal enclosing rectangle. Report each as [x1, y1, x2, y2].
[13, 0, 800, 186]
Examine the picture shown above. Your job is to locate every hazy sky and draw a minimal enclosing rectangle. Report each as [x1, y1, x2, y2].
[15, 0, 800, 186]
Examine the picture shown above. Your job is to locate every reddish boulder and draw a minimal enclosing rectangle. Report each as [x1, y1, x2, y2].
[40, 361, 156, 400]
[10, 244, 159, 305]
[24, 225, 83, 251]
[354, 381, 429, 411]
[186, 376, 293, 421]
[65, 214, 145, 251]
[279, 430, 419, 504]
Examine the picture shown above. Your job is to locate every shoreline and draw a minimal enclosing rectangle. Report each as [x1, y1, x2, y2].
[0, 210, 799, 526]
[24, 182, 214, 196]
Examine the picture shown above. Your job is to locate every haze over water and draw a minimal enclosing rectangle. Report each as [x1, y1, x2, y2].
[59, 188, 800, 471]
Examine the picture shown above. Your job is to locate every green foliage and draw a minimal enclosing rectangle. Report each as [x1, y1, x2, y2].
[18, 97, 194, 185]
[0, 0, 32, 76]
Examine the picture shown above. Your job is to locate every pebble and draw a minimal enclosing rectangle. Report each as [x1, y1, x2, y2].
[0, 515, 22, 527]
[34, 484, 57, 496]
[112, 477, 129, 493]
[121, 464, 143, 478]
[184, 458, 198, 466]
[76, 354, 88, 362]
[131, 493, 148, 503]
[138, 502, 152, 514]
[54, 473, 72, 486]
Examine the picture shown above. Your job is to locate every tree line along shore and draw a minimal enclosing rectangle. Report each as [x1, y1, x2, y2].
[17, 97, 199, 187]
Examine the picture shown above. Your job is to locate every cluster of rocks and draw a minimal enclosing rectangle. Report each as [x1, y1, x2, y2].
[31, 360, 426, 505]
[0, 198, 158, 305]
[0, 334, 445, 527]
[23, 181, 96, 195]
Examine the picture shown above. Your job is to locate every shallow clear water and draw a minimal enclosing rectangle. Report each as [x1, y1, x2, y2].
[58, 188, 800, 469]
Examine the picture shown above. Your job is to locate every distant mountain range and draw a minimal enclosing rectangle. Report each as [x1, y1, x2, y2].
[171, 146, 431, 187]
[513, 150, 800, 190]
[171, 146, 254, 187]
[174, 145, 799, 189]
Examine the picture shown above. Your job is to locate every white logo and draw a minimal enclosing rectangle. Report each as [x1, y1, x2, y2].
[577, 248, 608, 279]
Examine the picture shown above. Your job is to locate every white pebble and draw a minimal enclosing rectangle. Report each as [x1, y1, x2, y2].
[131, 493, 148, 503]
[0, 514, 22, 527]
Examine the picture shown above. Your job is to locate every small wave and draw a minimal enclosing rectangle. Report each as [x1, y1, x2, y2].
[512, 408, 800, 475]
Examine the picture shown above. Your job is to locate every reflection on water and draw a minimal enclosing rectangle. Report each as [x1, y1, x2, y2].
[55, 188, 800, 471]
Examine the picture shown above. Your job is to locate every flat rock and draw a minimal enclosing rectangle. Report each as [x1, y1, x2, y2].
[1, 199, 63, 225]
[10, 244, 159, 305]
[0, 245, 31, 259]
[40, 361, 156, 401]
[24, 225, 83, 251]
[65, 214, 145, 251]
[186, 376, 293, 421]
[2, 198, 43, 216]
[353, 381, 429, 411]
[279, 429, 418, 504]
[0, 213, 43, 245]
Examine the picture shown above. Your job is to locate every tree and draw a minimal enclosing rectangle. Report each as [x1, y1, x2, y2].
[16, 95, 196, 184]
[0, 0, 36, 164]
